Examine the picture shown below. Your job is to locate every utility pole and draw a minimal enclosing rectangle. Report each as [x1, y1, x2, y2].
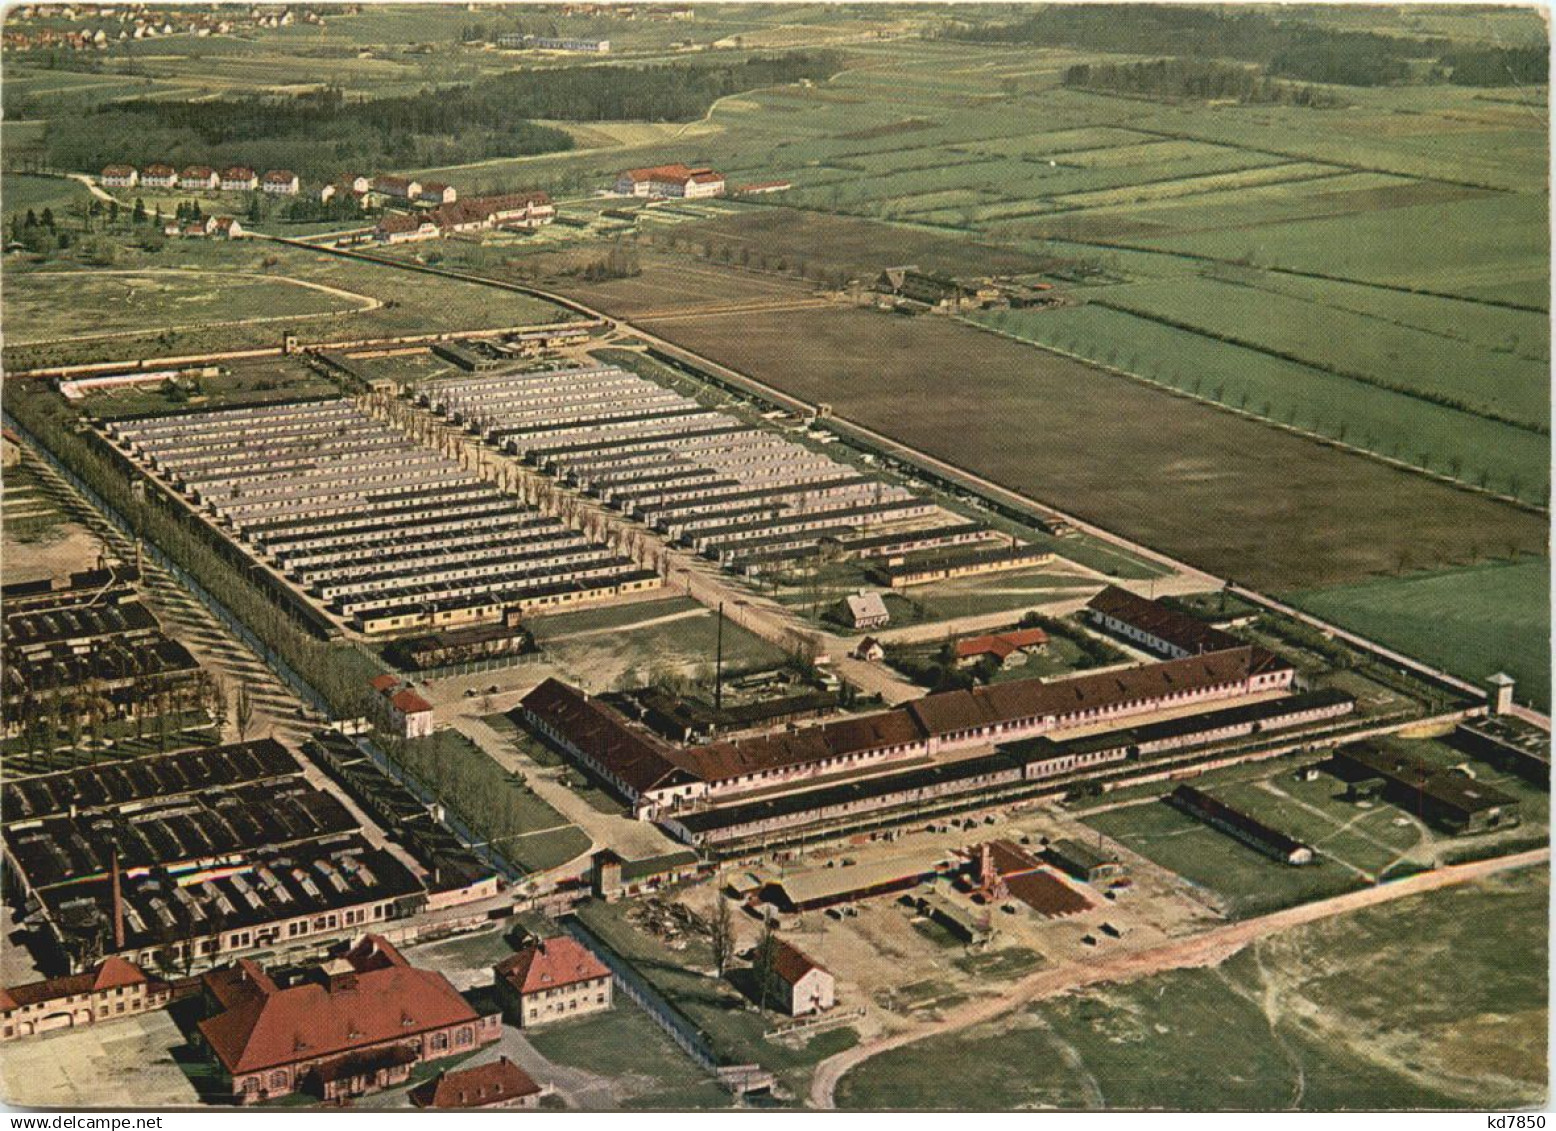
[715, 601, 725, 711]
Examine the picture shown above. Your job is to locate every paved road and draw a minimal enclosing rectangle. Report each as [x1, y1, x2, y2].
[807, 845, 1550, 1109]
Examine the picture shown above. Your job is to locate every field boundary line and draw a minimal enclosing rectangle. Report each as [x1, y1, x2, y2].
[962, 316, 1548, 516]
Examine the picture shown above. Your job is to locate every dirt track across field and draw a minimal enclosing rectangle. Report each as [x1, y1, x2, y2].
[808, 846, 1550, 1109]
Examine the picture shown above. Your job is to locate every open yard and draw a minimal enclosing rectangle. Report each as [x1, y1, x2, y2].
[838, 863, 1546, 1111]
[528, 595, 791, 694]
[2, 240, 570, 370]
[1078, 738, 1549, 918]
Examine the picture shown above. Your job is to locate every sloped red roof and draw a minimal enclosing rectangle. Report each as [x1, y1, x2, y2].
[101, 164, 135, 177]
[1087, 586, 1238, 655]
[391, 687, 433, 715]
[370, 673, 399, 692]
[376, 212, 432, 234]
[495, 937, 609, 996]
[2, 957, 152, 1012]
[955, 627, 1047, 662]
[411, 1057, 542, 1108]
[182, 165, 215, 178]
[143, 163, 177, 177]
[518, 679, 691, 796]
[768, 938, 825, 987]
[221, 166, 255, 179]
[623, 163, 720, 185]
[197, 935, 483, 1075]
[907, 646, 1282, 738]
[261, 169, 298, 183]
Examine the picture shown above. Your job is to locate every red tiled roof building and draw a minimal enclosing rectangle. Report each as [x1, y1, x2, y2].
[410, 1056, 547, 1109]
[494, 936, 612, 1028]
[197, 935, 501, 1104]
[0, 957, 173, 1042]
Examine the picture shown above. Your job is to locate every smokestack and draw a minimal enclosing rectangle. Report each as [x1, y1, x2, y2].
[110, 850, 126, 952]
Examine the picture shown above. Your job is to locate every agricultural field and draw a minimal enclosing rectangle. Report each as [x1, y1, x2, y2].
[560, 262, 1547, 594]
[838, 865, 1547, 1110]
[1290, 558, 1552, 712]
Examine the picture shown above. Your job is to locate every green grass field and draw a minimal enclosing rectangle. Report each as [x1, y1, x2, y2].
[1290, 558, 1551, 712]
[2, 239, 570, 369]
[6, 268, 377, 345]
[839, 864, 1546, 1111]
[1, 172, 90, 216]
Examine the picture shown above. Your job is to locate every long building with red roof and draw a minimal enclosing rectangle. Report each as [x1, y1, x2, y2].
[518, 643, 1295, 821]
[0, 957, 174, 1042]
[197, 935, 500, 1104]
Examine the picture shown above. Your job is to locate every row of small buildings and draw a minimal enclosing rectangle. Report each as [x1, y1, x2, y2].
[98, 166, 467, 207]
[373, 191, 555, 244]
[103, 397, 659, 636]
[101, 165, 302, 194]
[419, 363, 1015, 580]
[2, 737, 500, 977]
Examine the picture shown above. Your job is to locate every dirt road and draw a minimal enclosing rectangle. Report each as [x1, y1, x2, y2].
[808, 846, 1550, 1108]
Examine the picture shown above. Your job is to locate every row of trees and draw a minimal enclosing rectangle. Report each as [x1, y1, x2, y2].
[7, 383, 379, 726]
[1062, 59, 1344, 107]
[942, 6, 1442, 87]
[8, 668, 228, 769]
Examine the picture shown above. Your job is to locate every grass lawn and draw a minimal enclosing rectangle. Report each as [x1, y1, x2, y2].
[3, 239, 570, 369]
[395, 729, 588, 875]
[1290, 558, 1551, 712]
[840, 866, 1545, 1111]
[575, 899, 860, 1092]
[6, 268, 378, 346]
[524, 1006, 733, 1110]
[2, 173, 91, 216]
[1083, 796, 1367, 918]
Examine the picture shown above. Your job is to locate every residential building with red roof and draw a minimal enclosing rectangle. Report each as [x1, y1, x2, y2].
[371, 175, 421, 201]
[431, 191, 553, 234]
[366, 674, 434, 738]
[260, 169, 300, 195]
[614, 163, 725, 199]
[373, 211, 440, 244]
[0, 957, 173, 1042]
[180, 165, 219, 191]
[220, 166, 257, 192]
[494, 936, 612, 1028]
[197, 935, 500, 1104]
[764, 939, 834, 1016]
[100, 164, 137, 188]
[410, 1056, 547, 1109]
[1086, 585, 1240, 659]
[140, 163, 177, 188]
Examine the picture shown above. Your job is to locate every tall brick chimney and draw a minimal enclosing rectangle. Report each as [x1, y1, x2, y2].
[110, 849, 126, 952]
